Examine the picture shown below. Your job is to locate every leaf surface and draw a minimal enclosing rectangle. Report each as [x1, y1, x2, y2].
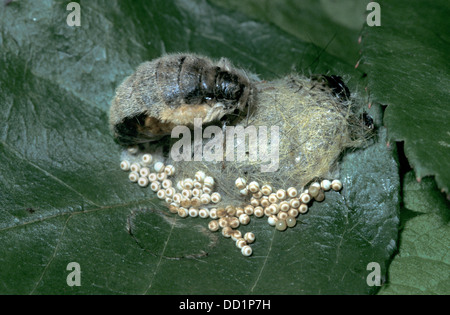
[379, 172, 450, 294]
[361, 0, 450, 196]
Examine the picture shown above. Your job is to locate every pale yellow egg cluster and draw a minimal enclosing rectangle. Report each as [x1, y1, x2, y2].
[233, 177, 342, 232]
[120, 152, 342, 257]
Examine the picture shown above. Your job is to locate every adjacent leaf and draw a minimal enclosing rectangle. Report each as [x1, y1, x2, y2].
[360, 0, 450, 196]
[0, 0, 399, 294]
[379, 172, 450, 294]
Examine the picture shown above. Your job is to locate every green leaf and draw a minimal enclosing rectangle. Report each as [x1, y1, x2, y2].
[208, 0, 367, 67]
[379, 172, 450, 294]
[0, 0, 399, 294]
[360, 0, 450, 197]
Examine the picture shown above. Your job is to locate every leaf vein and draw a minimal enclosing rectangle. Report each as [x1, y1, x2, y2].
[1, 140, 100, 207]
[249, 229, 276, 293]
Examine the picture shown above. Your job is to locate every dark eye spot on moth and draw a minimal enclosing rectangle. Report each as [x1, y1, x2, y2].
[362, 112, 374, 130]
[321, 75, 351, 100]
[310, 74, 351, 101]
